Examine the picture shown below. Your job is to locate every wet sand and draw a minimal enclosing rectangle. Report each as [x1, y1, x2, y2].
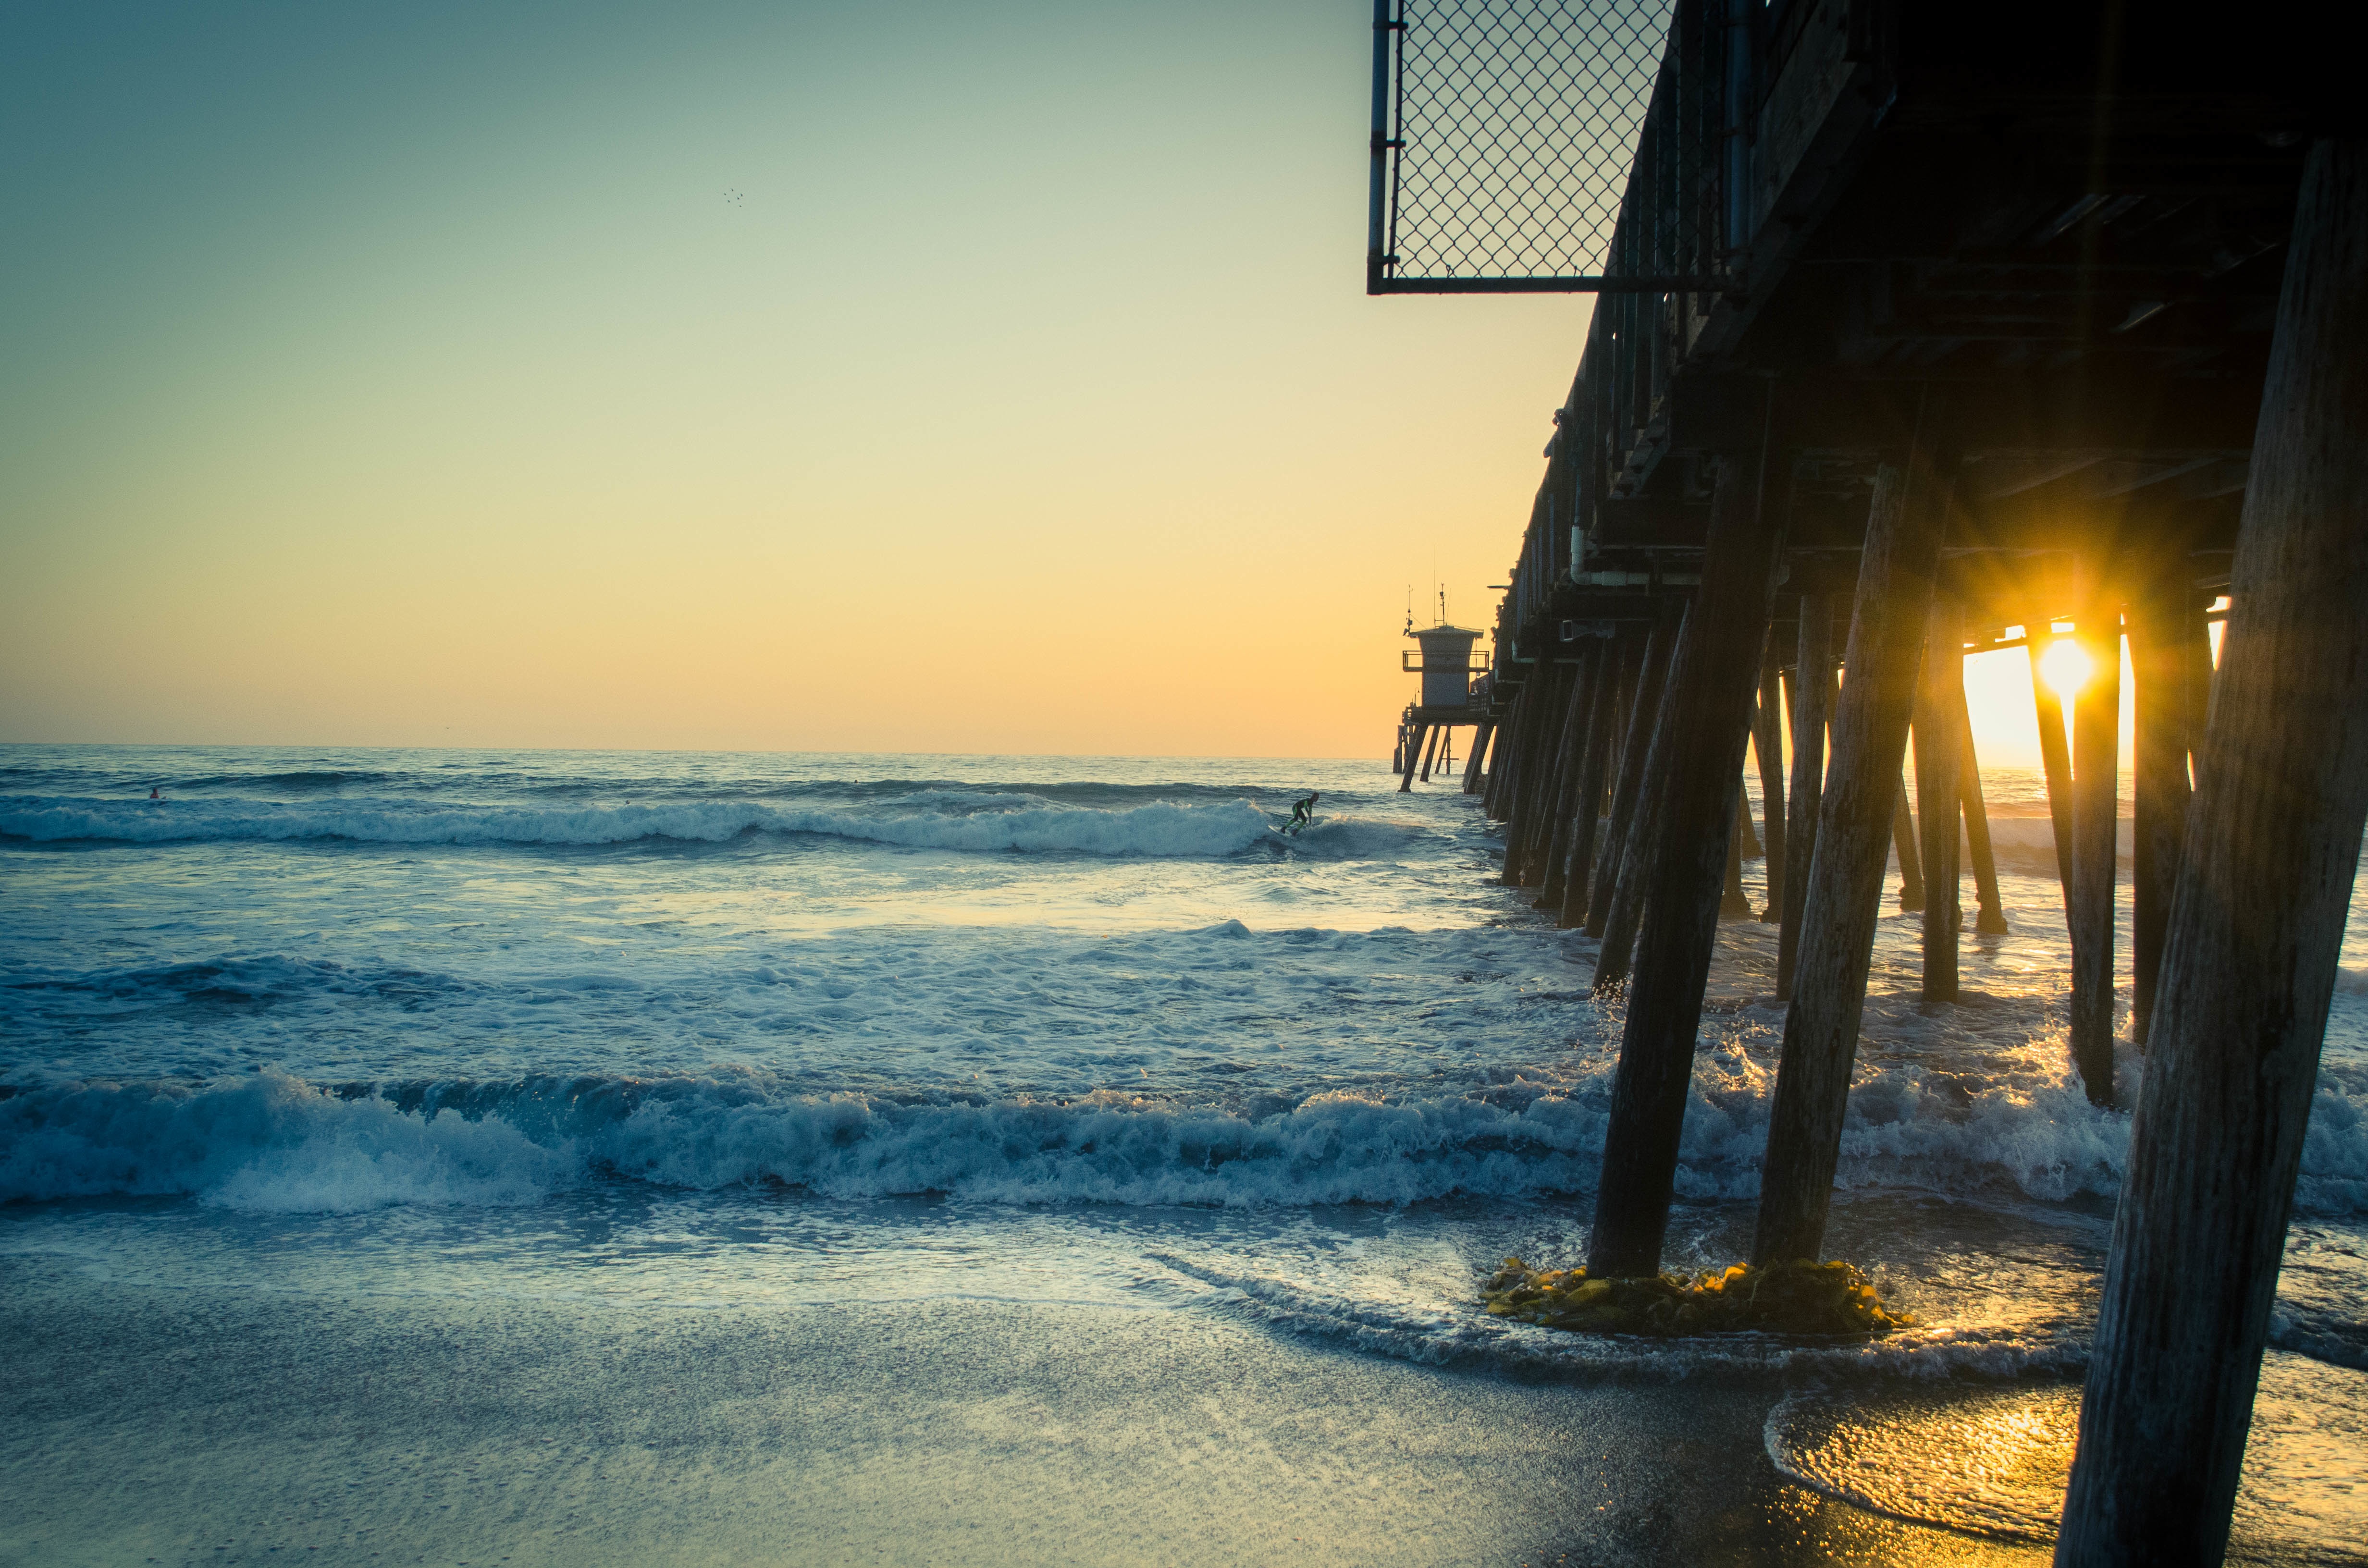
[2, 1253, 2056, 1568]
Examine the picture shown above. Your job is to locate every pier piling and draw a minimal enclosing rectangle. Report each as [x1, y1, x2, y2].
[2069, 572, 2124, 1103]
[2058, 136, 2368, 1565]
[1776, 594, 1832, 1000]
[1913, 599, 1964, 1002]
[1587, 452, 1784, 1277]
[1752, 437, 1950, 1268]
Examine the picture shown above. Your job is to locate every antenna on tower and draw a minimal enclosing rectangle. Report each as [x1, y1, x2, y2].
[1404, 584, 1414, 635]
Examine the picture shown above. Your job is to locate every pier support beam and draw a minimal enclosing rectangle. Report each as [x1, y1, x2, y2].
[1954, 679, 2009, 935]
[1586, 451, 1783, 1277]
[1463, 721, 1494, 795]
[1418, 723, 1442, 783]
[1587, 605, 1680, 941]
[2068, 574, 2123, 1103]
[1751, 432, 1952, 1268]
[1541, 645, 1603, 907]
[1754, 664, 1788, 921]
[1591, 616, 1687, 989]
[1503, 662, 1570, 883]
[1397, 723, 1429, 794]
[1913, 599, 1963, 1003]
[1890, 778, 1924, 911]
[2058, 137, 2368, 1567]
[2130, 561, 2196, 1045]
[1559, 635, 1630, 928]
[1776, 594, 1831, 1000]
[2030, 630, 2079, 896]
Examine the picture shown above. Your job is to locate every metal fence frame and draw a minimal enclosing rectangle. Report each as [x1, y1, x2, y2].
[1367, 0, 1739, 295]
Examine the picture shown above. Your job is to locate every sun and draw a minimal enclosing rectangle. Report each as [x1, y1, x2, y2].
[2037, 637, 2095, 701]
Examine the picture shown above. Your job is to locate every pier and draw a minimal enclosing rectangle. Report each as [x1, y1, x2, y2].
[1372, 1, 2358, 1558]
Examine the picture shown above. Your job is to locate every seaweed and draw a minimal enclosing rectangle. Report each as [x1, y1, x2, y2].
[1479, 1256, 1915, 1338]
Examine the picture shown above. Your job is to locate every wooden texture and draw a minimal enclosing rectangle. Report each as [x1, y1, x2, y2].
[1752, 445, 1950, 1267]
[1776, 594, 1831, 1000]
[2069, 571, 2123, 1103]
[1913, 600, 1963, 1003]
[1587, 607, 1680, 940]
[2057, 137, 2368, 1567]
[1587, 454, 1784, 1277]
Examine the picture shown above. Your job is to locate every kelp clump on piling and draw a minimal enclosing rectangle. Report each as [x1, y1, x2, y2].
[1481, 1256, 1914, 1337]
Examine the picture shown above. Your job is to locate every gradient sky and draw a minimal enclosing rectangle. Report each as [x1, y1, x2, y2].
[1, 1, 2069, 763]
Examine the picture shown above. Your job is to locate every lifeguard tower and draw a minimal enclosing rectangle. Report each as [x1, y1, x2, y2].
[1394, 616, 1491, 792]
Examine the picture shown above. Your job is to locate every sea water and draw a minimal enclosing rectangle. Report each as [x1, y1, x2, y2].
[3, 744, 2364, 1557]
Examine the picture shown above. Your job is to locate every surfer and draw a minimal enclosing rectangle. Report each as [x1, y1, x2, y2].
[1286, 791, 1320, 834]
[148, 787, 163, 801]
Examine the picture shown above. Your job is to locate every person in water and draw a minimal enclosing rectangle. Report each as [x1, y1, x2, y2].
[148, 787, 163, 801]
[1287, 790, 1320, 831]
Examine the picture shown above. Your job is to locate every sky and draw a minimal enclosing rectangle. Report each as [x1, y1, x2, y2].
[0, 0, 2075, 764]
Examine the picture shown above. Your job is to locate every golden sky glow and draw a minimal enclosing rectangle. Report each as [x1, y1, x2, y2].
[0, 2, 2145, 768]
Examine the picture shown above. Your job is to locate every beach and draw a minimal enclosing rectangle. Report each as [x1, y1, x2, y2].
[4, 745, 2364, 1563]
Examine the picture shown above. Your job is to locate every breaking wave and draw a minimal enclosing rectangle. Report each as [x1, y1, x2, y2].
[4, 1061, 2361, 1218]
[0, 795, 1287, 857]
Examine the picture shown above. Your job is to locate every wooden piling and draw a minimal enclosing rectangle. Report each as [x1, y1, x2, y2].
[2029, 634, 2078, 894]
[1953, 677, 2009, 935]
[1591, 613, 1689, 990]
[1516, 660, 1580, 884]
[1912, 600, 1963, 1003]
[2068, 575, 2123, 1104]
[1587, 451, 1784, 1277]
[1418, 723, 1442, 783]
[2057, 137, 2368, 1566]
[1505, 661, 1573, 884]
[1483, 687, 1522, 818]
[1721, 801, 1753, 919]
[1541, 645, 1603, 906]
[1751, 436, 1952, 1268]
[1558, 635, 1630, 929]
[1753, 664, 1788, 920]
[2130, 561, 2196, 1044]
[1463, 721, 1494, 795]
[1397, 722, 1429, 794]
[1586, 606, 1681, 940]
[1890, 778, 1925, 911]
[1776, 593, 1831, 1000]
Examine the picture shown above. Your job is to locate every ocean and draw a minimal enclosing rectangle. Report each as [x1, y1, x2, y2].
[4, 744, 2364, 1565]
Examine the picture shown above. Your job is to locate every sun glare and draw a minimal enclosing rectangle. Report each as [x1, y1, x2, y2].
[2038, 638, 2095, 700]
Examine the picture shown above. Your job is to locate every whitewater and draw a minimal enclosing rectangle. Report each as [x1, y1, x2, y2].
[5, 742, 2366, 1562]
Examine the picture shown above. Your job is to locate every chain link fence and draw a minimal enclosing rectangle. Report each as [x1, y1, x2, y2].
[1369, 0, 1727, 292]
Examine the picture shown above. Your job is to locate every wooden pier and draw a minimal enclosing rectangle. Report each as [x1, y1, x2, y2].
[1374, 1, 2356, 1557]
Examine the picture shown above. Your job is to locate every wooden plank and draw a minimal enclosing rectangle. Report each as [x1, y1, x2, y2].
[2059, 137, 2368, 1565]
[1752, 436, 1952, 1267]
[1587, 452, 1785, 1277]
